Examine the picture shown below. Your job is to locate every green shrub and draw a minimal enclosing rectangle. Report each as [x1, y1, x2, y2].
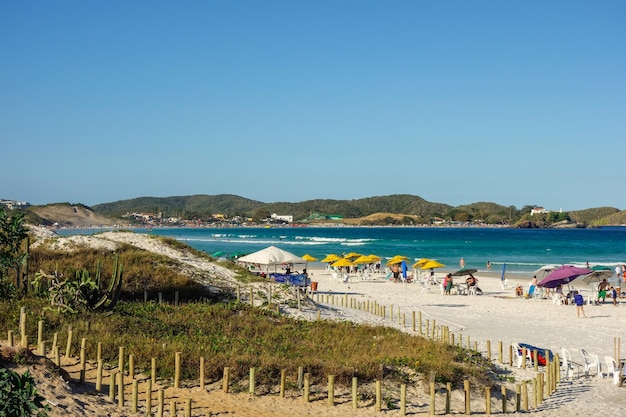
[0, 368, 49, 417]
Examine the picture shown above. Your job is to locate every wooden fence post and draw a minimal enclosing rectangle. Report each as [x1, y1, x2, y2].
[129, 354, 135, 380]
[117, 372, 124, 408]
[174, 352, 181, 389]
[222, 367, 230, 393]
[303, 373, 310, 402]
[400, 383, 406, 415]
[109, 371, 117, 401]
[79, 338, 87, 382]
[249, 367, 256, 395]
[429, 381, 435, 415]
[96, 359, 103, 392]
[65, 328, 73, 358]
[200, 357, 205, 390]
[131, 380, 138, 413]
[279, 369, 286, 398]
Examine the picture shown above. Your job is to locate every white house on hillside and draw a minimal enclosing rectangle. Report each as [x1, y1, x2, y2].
[530, 207, 549, 215]
[271, 213, 293, 223]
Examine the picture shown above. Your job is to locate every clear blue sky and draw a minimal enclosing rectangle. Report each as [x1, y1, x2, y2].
[2, 1, 624, 211]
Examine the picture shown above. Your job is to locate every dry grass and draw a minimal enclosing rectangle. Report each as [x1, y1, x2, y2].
[0, 299, 493, 392]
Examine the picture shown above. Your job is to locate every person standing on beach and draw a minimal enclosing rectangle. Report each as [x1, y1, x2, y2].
[574, 291, 587, 318]
[598, 279, 609, 304]
[611, 286, 618, 306]
[444, 273, 454, 294]
[616, 265, 623, 298]
[486, 261, 491, 270]
[460, 257, 465, 268]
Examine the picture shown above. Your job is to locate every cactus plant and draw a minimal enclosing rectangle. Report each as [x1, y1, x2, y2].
[32, 255, 123, 314]
[92, 254, 123, 311]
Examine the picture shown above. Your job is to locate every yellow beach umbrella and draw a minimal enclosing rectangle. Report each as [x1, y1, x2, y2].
[367, 254, 381, 262]
[386, 255, 409, 265]
[321, 254, 340, 263]
[413, 258, 432, 268]
[302, 254, 318, 262]
[353, 255, 374, 264]
[420, 260, 445, 270]
[331, 258, 354, 268]
[344, 252, 362, 259]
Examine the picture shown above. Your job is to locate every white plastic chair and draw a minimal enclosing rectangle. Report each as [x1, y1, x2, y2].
[560, 348, 581, 379]
[581, 349, 601, 380]
[604, 356, 619, 384]
[513, 344, 533, 368]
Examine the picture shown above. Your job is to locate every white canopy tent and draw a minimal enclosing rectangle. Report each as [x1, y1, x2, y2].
[237, 246, 306, 274]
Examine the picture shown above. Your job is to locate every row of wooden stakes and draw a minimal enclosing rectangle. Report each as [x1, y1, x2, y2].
[5, 304, 567, 416]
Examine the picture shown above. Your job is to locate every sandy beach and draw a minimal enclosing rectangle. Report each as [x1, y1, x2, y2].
[8, 229, 626, 416]
[289, 266, 626, 416]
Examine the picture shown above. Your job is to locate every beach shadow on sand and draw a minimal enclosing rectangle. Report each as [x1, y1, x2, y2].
[534, 380, 593, 411]
[423, 304, 470, 308]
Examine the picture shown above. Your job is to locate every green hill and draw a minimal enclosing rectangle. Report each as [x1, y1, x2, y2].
[12, 194, 626, 227]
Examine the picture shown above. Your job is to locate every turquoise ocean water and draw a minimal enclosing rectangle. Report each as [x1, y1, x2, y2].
[60, 226, 626, 276]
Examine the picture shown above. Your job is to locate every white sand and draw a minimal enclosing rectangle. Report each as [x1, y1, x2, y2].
[292, 266, 626, 415]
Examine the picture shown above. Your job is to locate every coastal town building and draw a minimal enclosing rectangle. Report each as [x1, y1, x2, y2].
[0, 198, 31, 209]
[530, 207, 549, 215]
[270, 213, 293, 223]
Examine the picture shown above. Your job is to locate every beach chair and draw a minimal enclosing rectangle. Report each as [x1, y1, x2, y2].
[581, 349, 601, 380]
[604, 356, 620, 384]
[551, 293, 565, 305]
[419, 279, 431, 294]
[560, 348, 581, 379]
[513, 344, 533, 368]
[527, 285, 536, 298]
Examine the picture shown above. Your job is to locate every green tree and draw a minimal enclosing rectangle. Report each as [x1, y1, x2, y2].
[0, 207, 29, 297]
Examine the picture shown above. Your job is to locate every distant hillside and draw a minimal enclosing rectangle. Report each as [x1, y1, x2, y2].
[262, 194, 453, 222]
[91, 194, 453, 223]
[25, 203, 127, 227]
[446, 202, 530, 224]
[570, 207, 621, 225]
[16, 195, 624, 227]
[92, 194, 265, 218]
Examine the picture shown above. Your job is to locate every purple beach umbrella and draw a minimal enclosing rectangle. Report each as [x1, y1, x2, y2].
[537, 265, 593, 288]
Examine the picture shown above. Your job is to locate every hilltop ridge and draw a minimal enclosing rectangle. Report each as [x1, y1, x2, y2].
[8, 194, 626, 228]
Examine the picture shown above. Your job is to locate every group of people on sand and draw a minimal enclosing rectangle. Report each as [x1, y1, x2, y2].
[442, 272, 482, 295]
[597, 278, 619, 306]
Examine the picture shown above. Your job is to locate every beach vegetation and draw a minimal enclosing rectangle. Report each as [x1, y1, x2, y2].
[1, 237, 498, 398]
[0, 298, 494, 392]
[0, 207, 29, 300]
[0, 368, 50, 417]
[32, 255, 123, 314]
